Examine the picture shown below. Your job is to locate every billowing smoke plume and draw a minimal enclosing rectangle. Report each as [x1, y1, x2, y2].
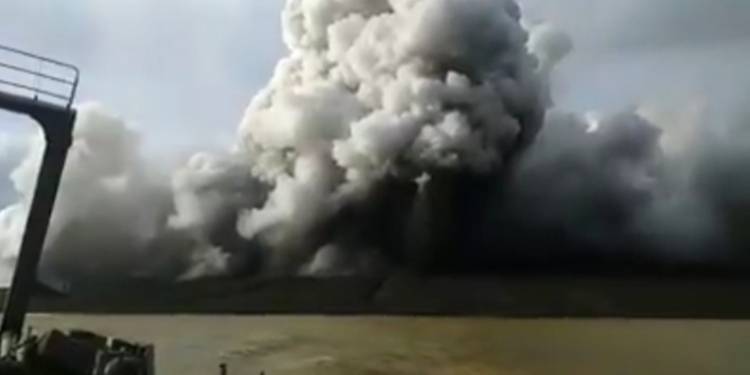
[169, 0, 552, 275]
[486, 98, 750, 269]
[0, 105, 201, 284]
[0, 0, 552, 283]
[0, 0, 748, 285]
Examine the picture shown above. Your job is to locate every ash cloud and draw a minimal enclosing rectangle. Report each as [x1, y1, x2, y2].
[174, 0, 550, 275]
[0, 105, 181, 283]
[1, 0, 750, 284]
[489, 109, 730, 264]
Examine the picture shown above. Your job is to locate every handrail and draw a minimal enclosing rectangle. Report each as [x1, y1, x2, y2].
[0, 44, 79, 109]
[0, 78, 71, 102]
[0, 61, 76, 85]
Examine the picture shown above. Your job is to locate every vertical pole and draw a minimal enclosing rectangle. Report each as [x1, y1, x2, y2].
[0, 113, 73, 341]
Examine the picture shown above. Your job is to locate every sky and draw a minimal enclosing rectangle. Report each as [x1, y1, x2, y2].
[0, 0, 285, 156]
[522, 0, 750, 113]
[0, 0, 749, 177]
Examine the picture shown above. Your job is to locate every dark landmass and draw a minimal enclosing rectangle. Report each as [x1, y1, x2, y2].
[5, 270, 750, 319]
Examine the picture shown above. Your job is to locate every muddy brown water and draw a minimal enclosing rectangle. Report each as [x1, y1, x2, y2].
[23, 314, 750, 374]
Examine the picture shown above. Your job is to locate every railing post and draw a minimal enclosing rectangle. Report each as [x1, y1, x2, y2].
[0, 107, 74, 341]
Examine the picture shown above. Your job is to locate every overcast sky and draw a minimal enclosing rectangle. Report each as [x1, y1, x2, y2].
[1, 0, 749, 158]
[0, 0, 285, 156]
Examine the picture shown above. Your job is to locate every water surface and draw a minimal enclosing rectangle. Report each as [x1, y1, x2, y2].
[26, 314, 750, 375]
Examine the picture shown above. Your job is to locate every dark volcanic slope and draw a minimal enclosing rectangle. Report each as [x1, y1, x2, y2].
[4, 275, 750, 319]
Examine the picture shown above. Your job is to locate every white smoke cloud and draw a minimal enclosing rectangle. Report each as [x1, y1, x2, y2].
[0, 104, 188, 284]
[1, 0, 749, 285]
[0, 0, 552, 284]
[174, 0, 550, 273]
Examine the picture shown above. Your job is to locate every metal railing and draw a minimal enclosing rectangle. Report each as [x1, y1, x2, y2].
[0, 44, 79, 108]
